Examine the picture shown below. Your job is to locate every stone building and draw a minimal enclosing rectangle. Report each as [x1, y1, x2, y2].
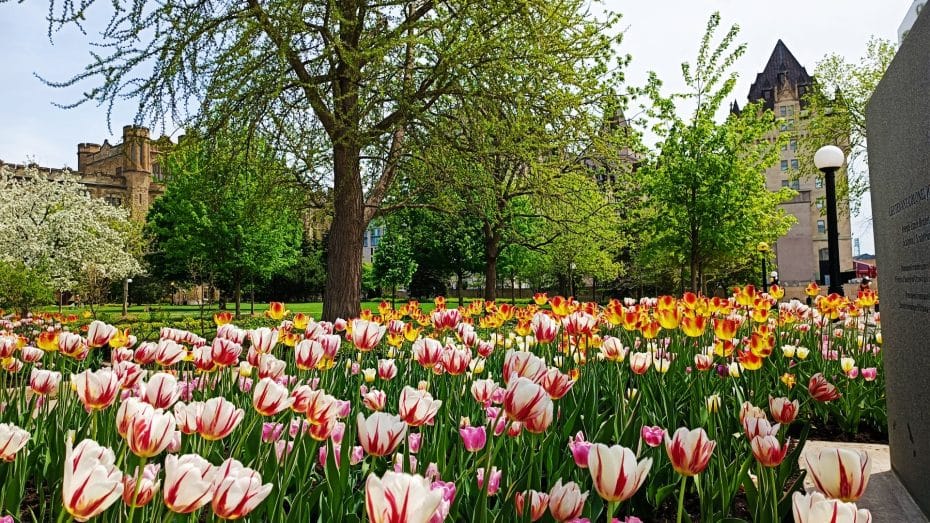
[743, 40, 854, 287]
[0, 124, 169, 221]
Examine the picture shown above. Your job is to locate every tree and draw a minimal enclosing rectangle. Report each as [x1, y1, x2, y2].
[29, 0, 604, 320]
[146, 131, 302, 316]
[638, 13, 796, 292]
[797, 37, 897, 215]
[372, 228, 418, 307]
[0, 261, 54, 315]
[0, 166, 142, 296]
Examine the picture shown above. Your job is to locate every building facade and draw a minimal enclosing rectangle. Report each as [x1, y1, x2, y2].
[0, 125, 167, 221]
[900, 0, 928, 44]
[746, 40, 853, 286]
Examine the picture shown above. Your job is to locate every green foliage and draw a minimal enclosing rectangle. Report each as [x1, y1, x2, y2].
[145, 130, 303, 310]
[637, 13, 796, 292]
[0, 260, 54, 313]
[371, 228, 418, 301]
[798, 37, 897, 215]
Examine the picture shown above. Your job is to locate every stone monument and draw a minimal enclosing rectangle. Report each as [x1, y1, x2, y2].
[867, 4, 930, 516]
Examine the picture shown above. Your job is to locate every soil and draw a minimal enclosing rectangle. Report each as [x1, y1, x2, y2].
[791, 421, 889, 444]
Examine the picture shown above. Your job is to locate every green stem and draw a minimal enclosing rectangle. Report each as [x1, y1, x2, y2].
[676, 474, 688, 523]
[128, 457, 147, 523]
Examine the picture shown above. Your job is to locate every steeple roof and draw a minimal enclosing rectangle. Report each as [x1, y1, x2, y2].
[747, 40, 814, 109]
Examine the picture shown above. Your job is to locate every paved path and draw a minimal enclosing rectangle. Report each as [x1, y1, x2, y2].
[801, 440, 927, 522]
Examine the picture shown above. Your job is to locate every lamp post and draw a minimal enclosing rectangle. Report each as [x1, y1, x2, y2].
[757, 242, 770, 293]
[814, 145, 846, 296]
[122, 277, 133, 317]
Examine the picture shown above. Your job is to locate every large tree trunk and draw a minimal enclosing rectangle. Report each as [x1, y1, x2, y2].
[323, 142, 364, 321]
[483, 229, 500, 302]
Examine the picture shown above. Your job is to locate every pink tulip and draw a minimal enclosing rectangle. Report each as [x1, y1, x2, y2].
[29, 368, 61, 396]
[664, 427, 716, 476]
[350, 320, 386, 351]
[122, 463, 160, 507]
[72, 368, 121, 411]
[568, 431, 592, 468]
[804, 447, 871, 502]
[769, 396, 799, 425]
[127, 408, 176, 458]
[503, 376, 553, 424]
[407, 432, 422, 453]
[163, 454, 217, 513]
[429, 480, 456, 523]
[477, 467, 502, 496]
[641, 425, 665, 448]
[587, 443, 652, 502]
[516, 490, 550, 521]
[861, 367, 878, 381]
[413, 338, 444, 369]
[459, 425, 487, 452]
[399, 386, 442, 427]
[211, 459, 273, 520]
[62, 438, 123, 521]
[357, 412, 407, 457]
[792, 491, 872, 523]
[365, 471, 444, 523]
[751, 435, 790, 467]
[197, 397, 244, 441]
[548, 479, 588, 522]
[275, 440, 295, 461]
[0, 422, 29, 461]
[262, 422, 285, 443]
[253, 377, 295, 416]
[142, 372, 181, 410]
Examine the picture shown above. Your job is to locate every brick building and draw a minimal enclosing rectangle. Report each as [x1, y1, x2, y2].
[743, 40, 854, 287]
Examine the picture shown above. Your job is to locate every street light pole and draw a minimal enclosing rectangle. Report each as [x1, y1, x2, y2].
[757, 242, 770, 293]
[814, 145, 846, 296]
[122, 278, 133, 317]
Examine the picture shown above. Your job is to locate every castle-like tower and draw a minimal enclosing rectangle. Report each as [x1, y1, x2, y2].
[745, 40, 854, 286]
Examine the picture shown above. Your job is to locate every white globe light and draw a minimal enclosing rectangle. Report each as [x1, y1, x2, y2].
[814, 145, 844, 170]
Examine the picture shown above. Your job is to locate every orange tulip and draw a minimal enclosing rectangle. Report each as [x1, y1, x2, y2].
[656, 309, 681, 330]
[805, 282, 821, 297]
[549, 296, 571, 317]
[738, 350, 763, 371]
[713, 318, 737, 340]
[749, 332, 774, 358]
[769, 284, 785, 300]
[434, 296, 447, 310]
[265, 302, 289, 321]
[640, 320, 661, 339]
[680, 315, 707, 337]
[292, 313, 310, 331]
[37, 330, 60, 352]
[213, 311, 234, 327]
[533, 293, 549, 306]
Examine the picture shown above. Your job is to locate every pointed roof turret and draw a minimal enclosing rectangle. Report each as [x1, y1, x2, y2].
[747, 40, 814, 109]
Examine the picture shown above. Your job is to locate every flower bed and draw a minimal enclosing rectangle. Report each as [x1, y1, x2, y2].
[0, 286, 883, 522]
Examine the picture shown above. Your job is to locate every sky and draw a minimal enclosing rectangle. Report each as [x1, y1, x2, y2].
[0, 0, 916, 255]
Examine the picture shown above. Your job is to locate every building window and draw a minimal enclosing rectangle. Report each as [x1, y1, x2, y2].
[791, 180, 800, 190]
[817, 220, 826, 234]
[787, 106, 795, 116]
[790, 159, 799, 170]
[781, 143, 788, 151]
[790, 139, 798, 152]
[815, 177, 824, 188]
[780, 106, 787, 117]
[816, 197, 825, 210]
[781, 180, 790, 188]
[363, 235, 368, 248]
[787, 118, 795, 129]
[780, 121, 788, 131]
[780, 160, 788, 172]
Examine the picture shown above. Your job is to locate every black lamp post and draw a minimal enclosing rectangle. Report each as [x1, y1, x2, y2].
[814, 145, 846, 296]
[757, 242, 770, 293]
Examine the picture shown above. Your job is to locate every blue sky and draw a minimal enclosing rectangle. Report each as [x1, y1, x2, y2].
[0, 0, 915, 255]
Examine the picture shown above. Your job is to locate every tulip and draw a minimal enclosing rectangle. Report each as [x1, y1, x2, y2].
[531, 312, 559, 344]
[523, 405, 554, 434]
[599, 336, 628, 362]
[471, 379, 498, 405]
[548, 479, 588, 522]
[0, 422, 29, 461]
[62, 438, 124, 521]
[641, 426, 665, 448]
[303, 390, 339, 427]
[122, 464, 161, 507]
[750, 435, 790, 467]
[705, 394, 721, 413]
[568, 431, 593, 468]
[210, 338, 242, 367]
[197, 397, 244, 441]
[363, 389, 388, 411]
[20, 345, 44, 363]
[365, 471, 444, 523]
[769, 396, 799, 424]
[399, 386, 442, 427]
[629, 352, 651, 375]
[72, 368, 121, 411]
[459, 425, 487, 452]
[127, 409, 177, 458]
[808, 373, 842, 402]
[407, 432, 422, 453]
[294, 339, 324, 371]
[693, 353, 713, 371]
[739, 401, 767, 424]
[363, 368, 377, 383]
[253, 377, 295, 416]
[134, 341, 157, 365]
[378, 359, 397, 381]
[357, 412, 407, 457]
[257, 353, 287, 380]
[142, 372, 181, 410]
[477, 466, 502, 496]
[117, 398, 154, 438]
[664, 427, 715, 476]
[154, 339, 186, 367]
[211, 459, 274, 520]
[113, 361, 145, 390]
[249, 327, 278, 353]
[792, 491, 872, 523]
[516, 490, 550, 522]
[587, 443, 652, 503]
[163, 453, 217, 513]
[217, 324, 247, 344]
[540, 368, 575, 399]
[503, 376, 552, 425]
[265, 301, 290, 320]
[861, 367, 878, 381]
[350, 319, 386, 351]
[503, 350, 546, 384]
[87, 320, 118, 348]
[743, 417, 780, 440]
[29, 368, 62, 396]
[804, 447, 871, 502]
[413, 338, 444, 369]
[441, 347, 471, 376]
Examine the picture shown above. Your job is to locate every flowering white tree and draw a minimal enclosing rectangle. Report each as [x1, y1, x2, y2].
[0, 166, 143, 292]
